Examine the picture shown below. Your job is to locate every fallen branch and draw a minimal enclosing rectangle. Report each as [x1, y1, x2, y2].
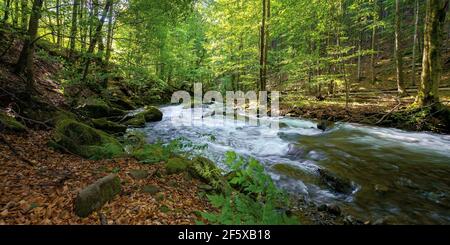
[376, 99, 402, 125]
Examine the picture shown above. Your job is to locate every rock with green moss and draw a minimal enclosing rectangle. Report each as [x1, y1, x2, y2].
[165, 157, 190, 175]
[0, 112, 26, 132]
[92, 118, 127, 134]
[142, 107, 163, 122]
[78, 98, 126, 119]
[49, 119, 123, 159]
[124, 114, 146, 128]
[74, 174, 121, 218]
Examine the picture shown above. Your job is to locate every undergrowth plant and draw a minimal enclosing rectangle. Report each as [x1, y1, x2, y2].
[200, 152, 299, 225]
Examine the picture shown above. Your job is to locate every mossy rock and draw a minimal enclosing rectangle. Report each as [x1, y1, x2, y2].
[142, 107, 163, 122]
[109, 97, 136, 111]
[132, 144, 170, 164]
[0, 112, 27, 132]
[49, 119, 123, 159]
[92, 118, 127, 134]
[74, 174, 121, 218]
[78, 98, 126, 119]
[165, 157, 190, 175]
[124, 114, 146, 128]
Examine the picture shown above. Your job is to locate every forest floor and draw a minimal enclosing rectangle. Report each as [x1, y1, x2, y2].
[0, 131, 216, 225]
[280, 89, 450, 134]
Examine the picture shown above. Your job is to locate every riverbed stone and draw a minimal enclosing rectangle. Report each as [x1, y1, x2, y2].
[74, 174, 121, 218]
[318, 204, 342, 216]
[317, 168, 354, 194]
[317, 120, 334, 131]
[374, 184, 390, 194]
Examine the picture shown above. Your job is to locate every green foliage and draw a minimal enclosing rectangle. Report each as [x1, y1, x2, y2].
[201, 152, 299, 225]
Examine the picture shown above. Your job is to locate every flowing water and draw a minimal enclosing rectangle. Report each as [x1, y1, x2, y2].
[139, 104, 450, 224]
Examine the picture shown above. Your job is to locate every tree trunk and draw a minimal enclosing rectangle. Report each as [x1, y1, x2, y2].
[21, 0, 27, 30]
[2, 0, 11, 23]
[416, 0, 449, 107]
[412, 0, 420, 87]
[15, 0, 44, 91]
[56, 0, 62, 47]
[81, 0, 113, 83]
[395, 0, 406, 96]
[357, 32, 362, 81]
[259, 0, 267, 92]
[263, 0, 270, 91]
[371, 0, 378, 84]
[69, 0, 80, 58]
[13, 0, 19, 27]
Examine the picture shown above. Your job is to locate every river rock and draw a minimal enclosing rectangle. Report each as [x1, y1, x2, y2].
[74, 174, 121, 218]
[318, 204, 342, 216]
[317, 120, 334, 131]
[374, 184, 390, 194]
[317, 168, 354, 194]
[287, 144, 305, 159]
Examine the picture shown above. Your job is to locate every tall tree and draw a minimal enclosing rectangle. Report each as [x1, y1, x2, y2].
[15, 0, 44, 89]
[412, 0, 420, 87]
[81, 0, 113, 83]
[395, 0, 406, 96]
[69, 0, 80, 58]
[416, 0, 449, 107]
[2, 0, 11, 23]
[259, 0, 267, 92]
[21, 0, 28, 30]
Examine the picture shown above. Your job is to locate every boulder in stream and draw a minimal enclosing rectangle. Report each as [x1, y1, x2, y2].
[74, 174, 121, 218]
[317, 168, 354, 195]
[317, 120, 334, 131]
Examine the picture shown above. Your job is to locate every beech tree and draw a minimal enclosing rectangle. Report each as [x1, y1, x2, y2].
[416, 0, 449, 107]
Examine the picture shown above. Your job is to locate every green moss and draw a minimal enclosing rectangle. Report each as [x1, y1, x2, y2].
[124, 114, 146, 127]
[50, 119, 123, 159]
[165, 157, 190, 175]
[92, 118, 127, 134]
[132, 144, 170, 164]
[0, 112, 26, 132]
[78, 97, 125, 119]
[142, 107, 163, 122]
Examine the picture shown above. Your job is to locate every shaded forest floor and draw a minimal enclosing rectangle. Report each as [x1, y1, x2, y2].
[0, 131, 216, 225]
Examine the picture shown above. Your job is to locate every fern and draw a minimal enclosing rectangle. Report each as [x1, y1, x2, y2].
[201, 152, 299, 225]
